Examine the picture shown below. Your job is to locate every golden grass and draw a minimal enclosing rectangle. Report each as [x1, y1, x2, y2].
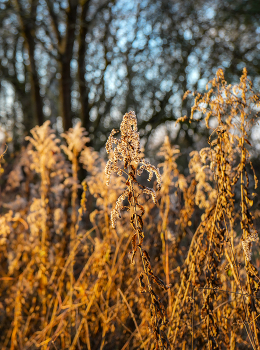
[0, 68, 260, 349]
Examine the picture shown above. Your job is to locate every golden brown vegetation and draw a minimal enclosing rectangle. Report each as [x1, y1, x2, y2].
[1, 68, 260, 349]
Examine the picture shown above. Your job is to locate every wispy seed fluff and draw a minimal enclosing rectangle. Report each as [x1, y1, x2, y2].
[105, 111, 161, 227]
[110, 188, 130, 228]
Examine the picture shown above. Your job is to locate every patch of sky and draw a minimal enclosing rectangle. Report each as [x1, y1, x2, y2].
[184, 29, 193, 41]
[188, 53, 198, 65]
[88, 88, 96, 102]
[236, 62, 246, 71]
[251, 122, 260, 150]
[205, 6, 215, 20]
[139, 102, 153, 122]
[0, 2, 6, 10]
[201, 49, 210, 63]
[188, 68, 200, 86]
[70, 59, 78, 70]
[37, 51, 50, 80]
[104, 65, 118, 97]
[148, 124, 168, 150]
[222, 60, 231, 68]
[113, 0, 136, 13]
[58, 23, 66, 36]
[117, 64, 127, 80]
[198, 78, 208, 90]
[0, 82, 15, 115]
[169, 94, 182, 107]
[145, 66, 159, 80]
[6, 48, 14, 60]
[110, 108, 123, 122]
[148, 37, 163, 50]
[43, 102, 51, 117]
[155, 91, 163, 100]
[143, 23, 152, 36]
[160, 79, 173, 93]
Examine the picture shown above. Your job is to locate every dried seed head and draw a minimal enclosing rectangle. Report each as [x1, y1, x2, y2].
[110, 188, 130, 228]
[242, 229, 259, 261]
[105, 111, 161, 227]
[105, 111, 161, 188]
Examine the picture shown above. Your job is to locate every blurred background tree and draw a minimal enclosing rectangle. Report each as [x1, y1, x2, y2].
[0, 0, 260, 152]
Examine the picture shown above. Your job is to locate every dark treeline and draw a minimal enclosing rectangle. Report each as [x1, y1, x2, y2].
[0, 0, 260, 150]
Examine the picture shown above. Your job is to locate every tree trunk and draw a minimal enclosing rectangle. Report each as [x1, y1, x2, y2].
[59, 59, 73, 131]
[78, 1, 90, 131]
[58, 0, 79, 131]
[25, 29, 44, 126]
[14, 0, 44, 126]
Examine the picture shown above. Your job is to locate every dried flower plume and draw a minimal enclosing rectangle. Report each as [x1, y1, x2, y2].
[105, 111, 161, 227]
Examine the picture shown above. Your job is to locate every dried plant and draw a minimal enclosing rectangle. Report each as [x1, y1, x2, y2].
[168, 68, 260, 350]
[0, 69, 260, 350]
[105, 111, 170, 349]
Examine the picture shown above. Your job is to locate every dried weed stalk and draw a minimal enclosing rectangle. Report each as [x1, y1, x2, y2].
[105, 111, 170, 349]
[169, 68, 260, 349]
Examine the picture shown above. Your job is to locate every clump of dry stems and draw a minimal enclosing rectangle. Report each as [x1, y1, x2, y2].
[0, 68, 260, 350]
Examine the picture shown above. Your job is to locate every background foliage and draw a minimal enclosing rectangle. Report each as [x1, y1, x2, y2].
[0, 0, 260, 151]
